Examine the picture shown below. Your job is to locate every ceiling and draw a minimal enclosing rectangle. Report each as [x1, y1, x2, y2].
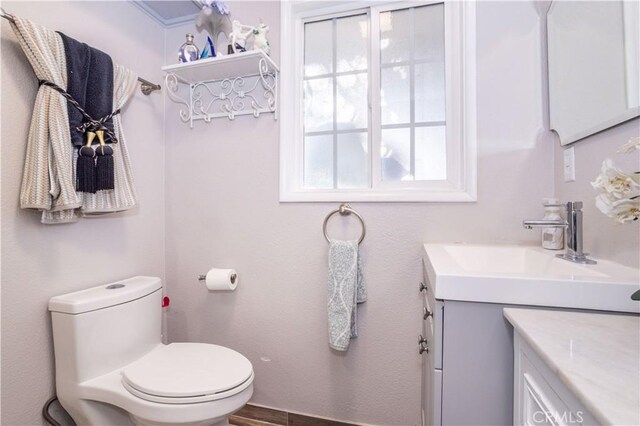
[132, 0, 203, 27]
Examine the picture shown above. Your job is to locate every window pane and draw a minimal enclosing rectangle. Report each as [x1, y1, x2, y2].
[415, 126, 447, 180]
[380, 8, 411, 64]
[381, 128, 411, 181]
[337, 132, 368, 188]
[415, 62, 445, 122]
[304, 78, 333, 132]
[304, 135, 333, 188]
[337, 73, 368, 130]
[381, 66, 410, 125]
[304, 20, 333, 77]
[414, 4, 445, 62]
[336, 14, 368, 72]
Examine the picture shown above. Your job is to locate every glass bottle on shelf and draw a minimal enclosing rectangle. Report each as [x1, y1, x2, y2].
[178, 34, 200, 63]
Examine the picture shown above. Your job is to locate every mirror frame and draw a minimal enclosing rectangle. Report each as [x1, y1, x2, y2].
[546, 1, 640, 146]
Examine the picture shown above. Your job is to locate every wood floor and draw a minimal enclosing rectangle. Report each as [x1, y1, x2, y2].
[229, 404, 358, 426]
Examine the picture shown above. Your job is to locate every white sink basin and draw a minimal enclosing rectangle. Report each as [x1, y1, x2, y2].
[423, 244, 640, 313]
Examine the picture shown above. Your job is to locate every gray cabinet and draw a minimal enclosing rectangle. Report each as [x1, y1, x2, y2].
[419, 273, 443, 426]
[420, 260, 515, 426]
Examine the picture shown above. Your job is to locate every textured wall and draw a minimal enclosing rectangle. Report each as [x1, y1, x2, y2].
[0, 2, 166, 424]
[163, 2, 550, 424]
[552, 119, 640, 268]
[540, 0, 640, 269]
[6, 1, 632, 425]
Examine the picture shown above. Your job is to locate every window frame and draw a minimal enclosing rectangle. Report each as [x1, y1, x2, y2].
[280, 0, 477, 202]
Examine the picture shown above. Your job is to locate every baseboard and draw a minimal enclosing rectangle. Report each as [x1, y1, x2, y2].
[229, 403, 371, 426]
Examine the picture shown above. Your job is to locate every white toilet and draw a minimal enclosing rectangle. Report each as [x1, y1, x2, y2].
[49, 276, 253, 426]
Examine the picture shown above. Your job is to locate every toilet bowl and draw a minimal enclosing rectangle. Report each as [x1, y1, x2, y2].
[49, 276, 253, 426]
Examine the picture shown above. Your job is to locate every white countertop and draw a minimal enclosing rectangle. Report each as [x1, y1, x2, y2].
[422, 243, 640, 312]
[504, 308, 640, 426]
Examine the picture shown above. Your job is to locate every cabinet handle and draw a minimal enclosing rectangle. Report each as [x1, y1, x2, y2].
[419, 342, 429, 354]
[419, 282, 427, 293]
[423, 307, 433, 320]
[418, 335, 429, 354]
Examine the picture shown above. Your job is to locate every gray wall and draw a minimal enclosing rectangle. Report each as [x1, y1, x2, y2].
[552, 119, 640, 268]
[0, 2, 166, 424]
[1, 1, 637, 425]
[162, 2, 550, 424]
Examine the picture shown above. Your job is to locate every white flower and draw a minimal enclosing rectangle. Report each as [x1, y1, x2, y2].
[595, 194, 639, 224]
[591, 159, 640, 199]
[618, 136, 640, 154]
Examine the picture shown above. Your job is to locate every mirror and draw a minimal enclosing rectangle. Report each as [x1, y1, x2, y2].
[547, 1, 640, 145]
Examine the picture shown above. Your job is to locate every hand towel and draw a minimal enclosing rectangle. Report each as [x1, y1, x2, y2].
[58, 32, 115, 145]
[328, 240, 367, 351]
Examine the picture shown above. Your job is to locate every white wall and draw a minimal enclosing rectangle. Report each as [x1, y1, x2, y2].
[163, 2, 549, 424]
[3, 1, 634, 425]
[542, 1, 640, 269]
[552, 119, 640, 268]
[0, 2, 166, 424]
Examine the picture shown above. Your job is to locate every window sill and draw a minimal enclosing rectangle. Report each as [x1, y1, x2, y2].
[279, 188, 477, 203]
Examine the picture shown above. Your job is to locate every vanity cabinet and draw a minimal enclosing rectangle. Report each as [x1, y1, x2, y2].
[419, 264, 635, 425]
[506, 308, 639, 426]
[420, 261, 529, 426]
[420, 243, 639, 425]
[419, 278, 443, 426]
[513, 333, 597, 425]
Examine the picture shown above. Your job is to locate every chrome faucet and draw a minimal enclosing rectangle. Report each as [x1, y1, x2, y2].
[523, 201, 596, 264]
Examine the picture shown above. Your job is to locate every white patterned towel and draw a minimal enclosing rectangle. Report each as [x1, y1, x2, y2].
[328, 239, 367, 351]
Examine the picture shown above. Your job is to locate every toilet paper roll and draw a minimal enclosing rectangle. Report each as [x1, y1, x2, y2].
[204, 268, 238, 291]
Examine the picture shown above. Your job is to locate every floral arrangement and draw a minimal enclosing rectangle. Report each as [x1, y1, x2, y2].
[591, 136, 640, 223]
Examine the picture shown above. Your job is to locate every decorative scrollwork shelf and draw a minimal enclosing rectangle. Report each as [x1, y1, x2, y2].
[161, 50, 279, 127]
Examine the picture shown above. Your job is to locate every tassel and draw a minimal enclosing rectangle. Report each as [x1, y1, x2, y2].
[95, 130, 114, 191]
[76, 131, 96, 193]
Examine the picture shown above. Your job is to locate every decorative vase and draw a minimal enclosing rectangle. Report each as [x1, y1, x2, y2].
[179, 34, 200, 63]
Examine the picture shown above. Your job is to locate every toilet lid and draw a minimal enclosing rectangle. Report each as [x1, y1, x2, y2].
[122, 343, 253, 399]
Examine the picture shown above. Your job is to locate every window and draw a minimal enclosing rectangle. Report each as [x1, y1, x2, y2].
[280, 1, 476, 202]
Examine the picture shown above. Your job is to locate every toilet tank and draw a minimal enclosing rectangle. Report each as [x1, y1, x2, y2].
[49, 276, 163, 384]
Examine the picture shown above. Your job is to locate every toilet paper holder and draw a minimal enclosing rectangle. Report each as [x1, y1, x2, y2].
[198, 273, 237, 284]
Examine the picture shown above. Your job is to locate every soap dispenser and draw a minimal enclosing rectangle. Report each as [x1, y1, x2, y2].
[542, 198, 564, 250]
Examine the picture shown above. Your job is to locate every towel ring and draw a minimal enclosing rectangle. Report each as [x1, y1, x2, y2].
[323, 203, 366, 244]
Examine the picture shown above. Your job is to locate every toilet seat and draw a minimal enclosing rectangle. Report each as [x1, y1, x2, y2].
[121, 343, 254, 404]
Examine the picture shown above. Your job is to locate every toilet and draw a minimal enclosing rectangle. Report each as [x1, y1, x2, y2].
[48, 276, 253, 426]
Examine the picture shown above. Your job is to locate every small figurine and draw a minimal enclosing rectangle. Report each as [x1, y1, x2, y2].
[228, 20, 254, 54]
[199, 36, 216, 59]
[252, 20, 271, 55]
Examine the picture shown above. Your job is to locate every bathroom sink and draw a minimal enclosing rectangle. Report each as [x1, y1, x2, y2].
[439, 245, 607, 277]
[423, 244, 640, 313]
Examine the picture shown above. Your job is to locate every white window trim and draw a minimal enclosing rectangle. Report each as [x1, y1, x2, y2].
[280, 0, 477, 202]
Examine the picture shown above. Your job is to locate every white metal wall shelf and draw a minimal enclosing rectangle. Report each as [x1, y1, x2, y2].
[162, 50, 279, 127]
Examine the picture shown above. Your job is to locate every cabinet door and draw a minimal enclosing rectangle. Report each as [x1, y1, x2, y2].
[422, 341, 433, 426]
[514, 333, 599, 426]
[422, 340, 442, 426]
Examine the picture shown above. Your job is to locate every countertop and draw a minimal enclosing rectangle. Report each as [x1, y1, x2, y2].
[504, 308, 640, 426]
[422, 243, 640, 312]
